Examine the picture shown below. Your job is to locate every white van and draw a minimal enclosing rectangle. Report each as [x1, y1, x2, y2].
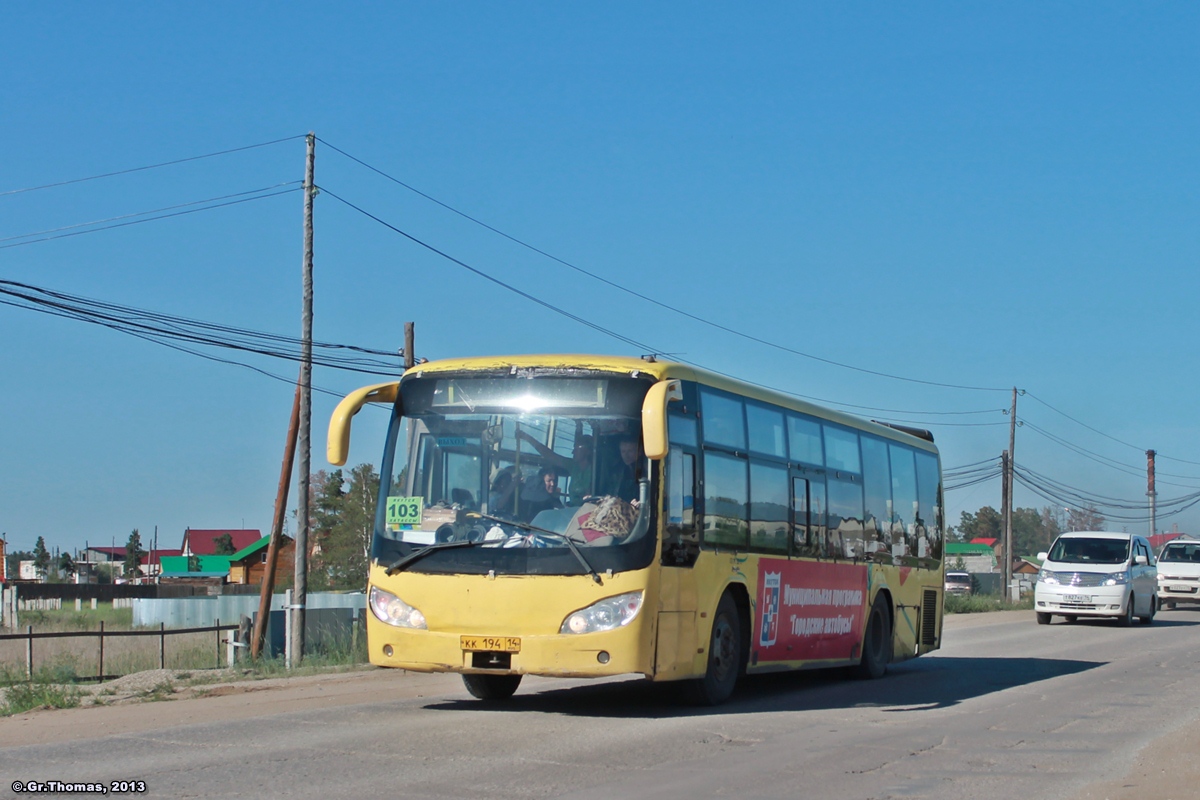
[1034, 531, 1157, 626]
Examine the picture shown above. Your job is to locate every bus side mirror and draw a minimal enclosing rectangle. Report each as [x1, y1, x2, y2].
[327, 381, 400, 466]
[641, 379, 682, 461]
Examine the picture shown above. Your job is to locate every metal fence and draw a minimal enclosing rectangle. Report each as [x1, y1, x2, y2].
[0, 621, 237, 680]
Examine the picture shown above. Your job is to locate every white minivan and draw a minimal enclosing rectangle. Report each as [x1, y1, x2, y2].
[1034, 531, 1157, 626]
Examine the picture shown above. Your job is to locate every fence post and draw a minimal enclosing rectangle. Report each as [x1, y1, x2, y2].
[160, 622, 166, 670]
[91, 598, 97, 611]
[98, 621, 105, 680]
[26, 625, 33, 679]
[76, 598, 82, 612]
[215, 618, 221, 669]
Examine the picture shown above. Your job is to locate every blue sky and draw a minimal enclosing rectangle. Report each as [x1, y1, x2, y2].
[3, 3, 1199, 556]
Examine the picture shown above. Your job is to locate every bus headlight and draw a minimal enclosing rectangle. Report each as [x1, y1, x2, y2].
[369, 586, 427, 629]
[560, 592, 643, 635]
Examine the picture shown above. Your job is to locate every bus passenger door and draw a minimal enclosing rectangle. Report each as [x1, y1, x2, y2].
[656, 444, 700, 679]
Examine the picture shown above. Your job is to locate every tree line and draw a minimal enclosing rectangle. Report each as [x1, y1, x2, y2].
[951, 504, 1106, 557]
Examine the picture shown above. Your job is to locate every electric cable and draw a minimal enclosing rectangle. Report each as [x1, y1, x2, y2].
[318, 138, 1007, 394]
[0, 135, 305, 197]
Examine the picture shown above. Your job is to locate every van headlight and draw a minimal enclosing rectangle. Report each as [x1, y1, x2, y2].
[1038, 569, 1058, 585]
[1103, 572, 1130, 586]
[561, 592, 644, 634]
[369, 586, 427, 629]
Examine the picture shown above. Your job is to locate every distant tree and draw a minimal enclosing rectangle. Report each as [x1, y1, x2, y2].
[956, 507, 1003, 542]
[124, 529, 146, 579]
[1013, 507, 1058, 557]
[32, 537, 51, 579]
[58, 551, 76, 579]
[950, 556, 967, 571]
[187, 554, 200, 573]
[1067, 505, 1106, 533]
[213, 533, 236, 555]
[309, 465, 379, 591]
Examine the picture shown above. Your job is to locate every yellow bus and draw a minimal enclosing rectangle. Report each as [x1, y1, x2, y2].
[328, 354, 945, 704]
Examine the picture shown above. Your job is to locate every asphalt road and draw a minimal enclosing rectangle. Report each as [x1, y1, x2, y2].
[3, 608, 1200, 799]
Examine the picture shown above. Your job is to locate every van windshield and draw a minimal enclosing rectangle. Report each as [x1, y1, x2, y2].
[1160, 542, 1200, 563]
[1047, 537, 1129, 565]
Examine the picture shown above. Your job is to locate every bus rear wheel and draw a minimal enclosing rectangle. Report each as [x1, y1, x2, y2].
[855, 594, 892, 680]
[684, 592, 743, 705]
[462, 673, 522, 701]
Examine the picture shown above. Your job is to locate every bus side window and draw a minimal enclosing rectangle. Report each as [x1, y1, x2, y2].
[792, 474, 826, 558]
[664, 445, 699, 566]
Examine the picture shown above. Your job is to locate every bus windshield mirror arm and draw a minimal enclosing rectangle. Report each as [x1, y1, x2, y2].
[385, 540, 478, 576]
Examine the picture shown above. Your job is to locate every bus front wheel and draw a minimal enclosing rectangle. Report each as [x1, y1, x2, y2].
[684, 592, 743, 705]
[855, 594, 892, 680]
[462, 673, 522, 701]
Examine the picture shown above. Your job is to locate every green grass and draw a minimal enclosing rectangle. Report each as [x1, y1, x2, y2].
[1, 681, 81, 715]
[17, 606, 134, 631]
[944, 593, 1035, 613]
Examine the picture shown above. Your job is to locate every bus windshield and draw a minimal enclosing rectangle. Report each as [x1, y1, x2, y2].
[372, 372, 657, 576]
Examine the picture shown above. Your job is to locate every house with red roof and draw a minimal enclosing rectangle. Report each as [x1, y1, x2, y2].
[180, 529, 262, 557]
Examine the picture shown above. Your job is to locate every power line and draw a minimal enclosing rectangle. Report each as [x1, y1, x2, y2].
[0, 182, 303, 245]
[318, 138, 1007, 394]
[0, 187, 302, 250]
[0, 135, 306, 197]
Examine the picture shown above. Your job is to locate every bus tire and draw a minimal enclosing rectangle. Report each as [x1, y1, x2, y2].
[462, 673, 522, 701]
[855, 594, 892, 680]
[684, 592, 742, 705]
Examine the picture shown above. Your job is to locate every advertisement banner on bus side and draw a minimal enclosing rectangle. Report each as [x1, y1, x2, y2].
[755, 559, 868, 663]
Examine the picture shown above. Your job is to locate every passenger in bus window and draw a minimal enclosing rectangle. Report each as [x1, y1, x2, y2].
[519, 467, 563, 520]
[517, 430, 595, 505]
[606, 434, 641, 503]
[488, 467, 520, 518]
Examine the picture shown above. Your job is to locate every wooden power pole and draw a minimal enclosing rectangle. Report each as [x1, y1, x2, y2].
[1003, 387, 1018, 597]
[1147, 449, 1157, 538]
[251, 380, 301, 660]
[291, 132, 316, 668]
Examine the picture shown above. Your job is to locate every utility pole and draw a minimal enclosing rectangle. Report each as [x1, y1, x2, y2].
[291, 132, 316, 668]
[404, 322, 415, 370]
[1001, 449, 1010, 576]
[1003, 387, 1017, 596]
[252, 380, 302, 660]
[1147, 449, 1157, 538]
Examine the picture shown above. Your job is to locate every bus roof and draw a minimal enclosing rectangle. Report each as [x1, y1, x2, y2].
[399, 353, 939, 453]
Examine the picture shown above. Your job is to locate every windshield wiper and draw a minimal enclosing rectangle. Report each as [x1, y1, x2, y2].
[385, 540, 478, 576]
[475, 513, 602, 584]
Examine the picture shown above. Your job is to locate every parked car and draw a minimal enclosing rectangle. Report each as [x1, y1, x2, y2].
[1034, 531, 1157, 626]
[1156, 537, 1200, 609]
[944, 571, 972, 596]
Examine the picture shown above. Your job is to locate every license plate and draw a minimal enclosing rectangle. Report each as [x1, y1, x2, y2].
[1064, 594, 1090, 603]
[1171, 585, 1197, 594]
[461, 636, 520, 653]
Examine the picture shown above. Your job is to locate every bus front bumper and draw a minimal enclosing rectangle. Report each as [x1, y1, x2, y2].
[367, 615, 653, 679]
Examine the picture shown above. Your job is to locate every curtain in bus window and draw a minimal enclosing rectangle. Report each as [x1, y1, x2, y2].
[746, 404, 786, 458]
[749, 461, 789, 553]
[827, 475, 865, 560]
[700, 389, 746, 450]
[914, 451, 942, 563]
[889, 445, 918, 562]
[703, 451, 748, 549]
[823, 426, 861, 473]
[861, 436, 891, 563]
